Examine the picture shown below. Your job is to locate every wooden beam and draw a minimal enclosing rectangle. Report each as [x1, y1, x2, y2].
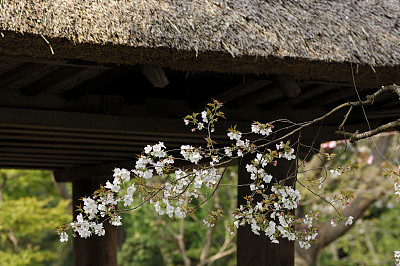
[224, 105, 328, 124]
[299, 80, 381, 89]
[0, 156, 100, 165]
[0, 128, 210, 144]
[61, 69, 127, 101]
[214, 79, 271, 103]
[0, 134, 185, 147]
[0, 106, 189, 136]
[0, 161, 77, 169]
[73, 179, 118, 266]
[54, 152, 199, 182]
[280, 84, 337, 106]
[0, 151, 113, 162]
[141, 65, 169, 88]
[226, 83, 285, 108]
[0, 106, 235, 140]
[0, 140, 144, 152]
[0, 60, 24, 75]
[0, 63, 46, 88]
[0, 165, 58, 170]
[275, 75, 301, 98]
[0, 146, 133, 158]
[20, 66, 85, 95]
[306, 86, 374, 107]
[54, 160, 133, 182]
[366, 108, 400, 119]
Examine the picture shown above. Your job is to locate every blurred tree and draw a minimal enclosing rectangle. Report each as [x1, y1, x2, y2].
[295, 134, 399, 265]
[0, 170, 72, 266]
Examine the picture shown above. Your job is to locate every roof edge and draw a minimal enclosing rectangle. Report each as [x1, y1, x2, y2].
[1, 31, 399, 85]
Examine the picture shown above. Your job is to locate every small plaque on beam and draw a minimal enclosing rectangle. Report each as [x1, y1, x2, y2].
[103, 95, 123, 114]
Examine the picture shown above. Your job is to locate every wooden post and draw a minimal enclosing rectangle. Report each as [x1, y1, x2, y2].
[237, 156, 295, 266]
[73, 179, 118, 266]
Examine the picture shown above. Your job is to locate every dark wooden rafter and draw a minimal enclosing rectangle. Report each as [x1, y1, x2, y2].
[0, 106, 187, 135]
[0, 140, 143, 151]
[306, 86, 375, 107]
[377, 100, 400, 109]
[280, 84, 337, 106]
[0, 161, 78, 169]
[55, 160, 133, 181]
[226, 82, 285, 108]
[0, 106, 239, 140]
[0, 63, 47, 88]
[0, 156, 100, 165]
[213, 79, 271, 103]
[275, 75, 301, 98]
[0, 60, 24, 76]
[0, 128, 213, 144]
[298, 80, 385, 89]
[364, 108, 400, 119]
[54, 149, 204, 182]
[0, 151, 116, 162]
[0, 134, 191, 147]
[0, 146, 133, 158]
[61, 69, 128, 101]
[20, 66, 85, 95]
[141, 65, 169, 88]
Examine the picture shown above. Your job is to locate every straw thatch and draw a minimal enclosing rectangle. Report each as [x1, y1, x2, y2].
[1, 0, 399, 67]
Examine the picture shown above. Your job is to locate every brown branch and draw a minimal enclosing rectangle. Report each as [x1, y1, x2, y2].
[154, 205, 191, 266]
[198, 169, 237, 266]
[205, 247, 236, 265]
[336, 119, 400, 142]
[7, 230, 19, 253]
[259, 84, 400, 150]
[178, 218, 191, 266]
[198, 187, 221, 266]
[51, 172, 71, 199]
[339, 105, 353, 130]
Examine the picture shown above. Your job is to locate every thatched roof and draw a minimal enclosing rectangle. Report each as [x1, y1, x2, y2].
[1, 0, 399, 71]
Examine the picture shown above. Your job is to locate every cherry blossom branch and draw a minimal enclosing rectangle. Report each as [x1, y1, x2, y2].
[57, 85, 400, 254]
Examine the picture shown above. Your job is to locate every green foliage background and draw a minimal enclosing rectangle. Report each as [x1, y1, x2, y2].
[0, 170, 72, 266]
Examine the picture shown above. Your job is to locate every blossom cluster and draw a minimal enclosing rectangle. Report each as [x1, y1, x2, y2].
[329, 166, 351, 177]
[276, 141, 296, 160]
[382, 168, 400, 197]
[395, 182, 400, 196]
[57, 100, 323, 251]
[230, 184, 318, 249]
[251, 121, 274, 136]
[330, 215, 353, 228]
[70, 213, 105, 239]
[395, 251, 400, 266]
[57, 168, 136, 241]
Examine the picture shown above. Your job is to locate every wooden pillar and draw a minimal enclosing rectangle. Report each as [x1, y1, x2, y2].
[73, 179, 118, 266]
[237, 156, 295, 266]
